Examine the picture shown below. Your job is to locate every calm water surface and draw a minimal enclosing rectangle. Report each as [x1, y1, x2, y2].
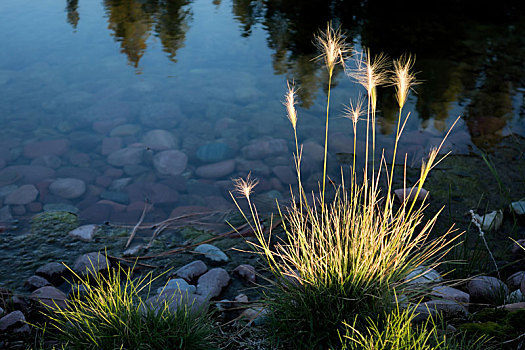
[0, 0, 524, 228]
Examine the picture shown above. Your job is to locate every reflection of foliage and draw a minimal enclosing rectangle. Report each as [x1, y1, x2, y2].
[66, 0, 80, 29]
[103, 0, 192, 68]
[154, 0, 192, 62]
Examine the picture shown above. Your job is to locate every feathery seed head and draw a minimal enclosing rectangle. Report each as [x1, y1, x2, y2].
[283, 81, 298, 129]
[392, 54, 419, 109]
[343, 94, 365, 129]
[348, 49, 389, 97]
[314, 22, 351, 73]
[233, 173, 259, 199]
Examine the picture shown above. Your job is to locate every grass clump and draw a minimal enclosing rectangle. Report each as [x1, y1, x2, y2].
[341, 304, 490, 350]
[40, 261, 216, 350]
[231, 22, 462, 348]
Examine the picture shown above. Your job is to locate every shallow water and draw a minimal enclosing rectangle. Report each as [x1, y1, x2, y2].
[0, 0, 524, 229]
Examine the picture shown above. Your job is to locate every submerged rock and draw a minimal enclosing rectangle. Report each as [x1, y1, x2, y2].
[196, 142, 231, 163]
[142, 129, 178, 150]
[195, 159, 235, 179]
[107, 147, 145, 167]
[153, 150, 187, 176]
[49, 178, 86, 199]
[4, 184, 38, 205]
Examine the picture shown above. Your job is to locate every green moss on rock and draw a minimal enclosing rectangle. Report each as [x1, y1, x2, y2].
[31, 211, 79, 236]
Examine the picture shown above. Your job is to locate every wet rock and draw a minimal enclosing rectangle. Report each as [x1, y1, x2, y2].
[196, 142, 231, 163]
[522, 276, 525, 296]
[153, 150, 188, 176]
[405, 266, 442, 285]
[142, 129, 177, 150]
[506, 271, 525, 290]
[23, 139, 68, 159]
[467, 276, 508, 304]
[431, 286, 470, 306]
[242, 138, 288, 159]
[30, 286, 67, 310]
[73, 252, 111, 279]
[109, 124, 140, 137]
[157, 279, 196, 295]
[4, 184, 38, 205]
[24, 275, 52, 292]
[107, 147, 145, 167]
[31, 155, 62, 169]
[233, 264, 256, 284]
[69, 224, 97, 242]
[36, 262, 68, 285]
[196, 268, 230, 299]
[172, 260, 208, 282]
[194, 244, 229, 264]
[195, 159, 235, 179]
[0, 311, 25, 332]
[394, 187, 429, 203]
[49, 178, 86, 199]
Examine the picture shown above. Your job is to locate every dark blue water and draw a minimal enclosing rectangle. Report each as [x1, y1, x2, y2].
[0, 0, 524, 227]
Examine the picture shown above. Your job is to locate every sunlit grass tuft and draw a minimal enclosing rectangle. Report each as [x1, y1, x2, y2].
[40, 261, 216, 350]
[231, 21, 464, 348]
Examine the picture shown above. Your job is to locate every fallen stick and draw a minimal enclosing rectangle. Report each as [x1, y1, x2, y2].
[125, 202, 151, 248]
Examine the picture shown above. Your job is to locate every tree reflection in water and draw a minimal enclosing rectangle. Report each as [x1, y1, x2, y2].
[64, 0, 525, 148]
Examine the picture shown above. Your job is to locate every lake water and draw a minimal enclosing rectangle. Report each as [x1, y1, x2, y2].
[1, 0, 524, 228]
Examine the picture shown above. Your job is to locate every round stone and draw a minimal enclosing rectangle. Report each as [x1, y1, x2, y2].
[49, 178, 86, 199]
[153, 150, 188, 176]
